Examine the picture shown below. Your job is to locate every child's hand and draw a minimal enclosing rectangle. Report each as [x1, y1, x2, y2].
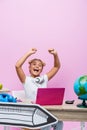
[29, 48, 37, 55]
[48, 49, 57, 55]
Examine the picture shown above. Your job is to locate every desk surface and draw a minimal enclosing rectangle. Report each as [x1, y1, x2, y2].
[0, 88, 10, 92]
[17, 98, 87, 122]
[44, 100, 87, 122]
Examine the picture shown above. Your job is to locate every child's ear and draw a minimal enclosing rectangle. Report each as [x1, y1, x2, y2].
[28, 60, 32, 64]
[42, 62, 46, 66]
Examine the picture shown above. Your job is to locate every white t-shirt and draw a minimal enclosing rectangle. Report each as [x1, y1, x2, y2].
[23, 74, 48, 102]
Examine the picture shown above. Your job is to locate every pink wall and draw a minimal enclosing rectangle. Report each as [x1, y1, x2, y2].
[0, 0, 87, 130]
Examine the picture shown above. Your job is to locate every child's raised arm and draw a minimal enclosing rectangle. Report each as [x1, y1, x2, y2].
[15, 48, 37, 83]
[46, 49, 61, 80]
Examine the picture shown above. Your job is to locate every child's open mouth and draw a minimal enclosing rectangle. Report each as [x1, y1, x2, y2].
[34, 69, 39, 72]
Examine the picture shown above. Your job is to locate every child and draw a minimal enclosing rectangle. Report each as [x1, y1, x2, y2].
[15, 48, 63, 130]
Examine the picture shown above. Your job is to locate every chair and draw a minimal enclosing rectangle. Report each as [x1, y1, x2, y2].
[12, 90, 32, 103]
[12, 90, 26, 100]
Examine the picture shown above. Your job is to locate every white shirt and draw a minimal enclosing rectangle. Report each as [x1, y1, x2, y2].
[23, 74, 48, 102]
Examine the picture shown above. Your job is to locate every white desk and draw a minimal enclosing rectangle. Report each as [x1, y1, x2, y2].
[0, 88, 10, 93]
[44, 100, 87, 130]
[44, 100, 87, 121]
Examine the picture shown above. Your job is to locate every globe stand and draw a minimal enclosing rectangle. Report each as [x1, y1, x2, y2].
[77, 97, 87, 108]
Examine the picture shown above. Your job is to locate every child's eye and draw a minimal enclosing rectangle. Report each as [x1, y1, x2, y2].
[32, 63, 36, 65]
[39, 64, 42, 67]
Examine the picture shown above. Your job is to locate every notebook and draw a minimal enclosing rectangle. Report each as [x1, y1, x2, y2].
[36, 88, 65, 105]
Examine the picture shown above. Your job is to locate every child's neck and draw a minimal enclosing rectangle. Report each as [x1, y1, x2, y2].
[30, 74, 40, 78]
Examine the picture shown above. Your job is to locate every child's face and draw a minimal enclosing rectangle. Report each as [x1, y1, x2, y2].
[29, 60, 43, 77]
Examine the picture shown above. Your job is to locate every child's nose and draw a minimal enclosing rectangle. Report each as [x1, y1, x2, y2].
[36, 65, 39, 68]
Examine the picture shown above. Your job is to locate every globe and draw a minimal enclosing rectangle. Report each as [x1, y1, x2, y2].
[74, 75, 87, 108]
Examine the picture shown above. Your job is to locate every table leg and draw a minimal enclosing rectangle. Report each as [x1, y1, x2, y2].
[80, 122, 85, 130]
[4, 126, 10, 130]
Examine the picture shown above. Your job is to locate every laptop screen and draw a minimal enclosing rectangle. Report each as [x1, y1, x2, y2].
[36, 88, 65, 106]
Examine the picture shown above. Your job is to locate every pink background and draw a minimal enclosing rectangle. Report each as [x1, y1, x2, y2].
[0, 0, 87, 130]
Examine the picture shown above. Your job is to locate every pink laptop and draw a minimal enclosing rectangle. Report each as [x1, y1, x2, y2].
[36, 88, 65, 105]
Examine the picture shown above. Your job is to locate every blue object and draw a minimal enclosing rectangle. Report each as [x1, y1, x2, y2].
[0, 93, 17, 103]
[74, 75, 87, 107]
